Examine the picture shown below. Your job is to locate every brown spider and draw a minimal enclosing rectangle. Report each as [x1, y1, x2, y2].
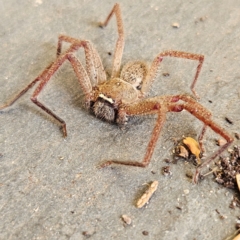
[0, 3, 233, 182]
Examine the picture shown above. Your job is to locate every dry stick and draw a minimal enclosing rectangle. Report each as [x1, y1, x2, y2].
[136, 181, 158, 208]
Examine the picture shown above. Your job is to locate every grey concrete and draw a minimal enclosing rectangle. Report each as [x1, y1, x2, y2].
[0, 0, 240, 239]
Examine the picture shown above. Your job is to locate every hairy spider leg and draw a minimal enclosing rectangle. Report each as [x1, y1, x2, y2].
[99, 3, 125, 78]
[56, 35, 106, 85]
[0, 40, 104, 137]
[101, 5, 204, 98]
[0, 63, 53, 110]
[100, 94, 233, 183]
[198, 124, 208, 152]
[0, 39, 102, 111]
[99, 98, 168, 168]
[30, 43, 96, 137]
[141, 51, 204, 99]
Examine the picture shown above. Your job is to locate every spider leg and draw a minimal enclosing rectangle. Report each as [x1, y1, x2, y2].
[141, 51, 204, 99]
[99, 98, 168, 168]
[100, 94, 233, 184]
[0, 63, 53, 110]
[0, 40, 101, 112]
[198, 124, 208, 153]
[57, 35, 106, 85]
[31, 45, 93, 137]
[169, 94, 234, 182]
[100, 3, 124, 78]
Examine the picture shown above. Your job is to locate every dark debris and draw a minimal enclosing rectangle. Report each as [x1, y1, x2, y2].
[225, 117, 233, 124]
[214, 146, 240, 189]
[162, 72, 170, 77]
[235, 133, 240, 140]
[142, 231, 149, 236]
[230, 196, 240, 209]
[162, 166, 172, 176]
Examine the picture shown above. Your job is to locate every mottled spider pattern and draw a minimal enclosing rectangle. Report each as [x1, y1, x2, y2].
[0, 3, 233, 182]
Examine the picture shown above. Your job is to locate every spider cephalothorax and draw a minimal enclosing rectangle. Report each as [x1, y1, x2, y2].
[0, 3, 233, 183]
[90, 74, 140, 123]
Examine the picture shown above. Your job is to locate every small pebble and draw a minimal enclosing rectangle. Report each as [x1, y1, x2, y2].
[172, 22, 180, 28]
[183, 189, 189, 195]
[162, 72, 170, 77]
[121, 214, 132, 225]
[235, 133, 240, 140]
[217, 138, 227, 146]
[142, 231, 149, 236]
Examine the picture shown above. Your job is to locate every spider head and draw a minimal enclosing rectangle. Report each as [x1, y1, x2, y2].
[91, 95, 117, 123]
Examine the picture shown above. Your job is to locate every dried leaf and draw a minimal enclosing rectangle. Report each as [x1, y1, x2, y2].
[183, 137, 201, 165]
[177, 145, 189, 158]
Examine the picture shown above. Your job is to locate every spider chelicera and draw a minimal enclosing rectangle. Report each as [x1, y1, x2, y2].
[0, 3, 233, 182]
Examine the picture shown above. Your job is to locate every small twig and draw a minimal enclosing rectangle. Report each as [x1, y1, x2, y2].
[224, 229, 240, 240]
[202, 167, 219, 177]
[136, 181, 158, 208]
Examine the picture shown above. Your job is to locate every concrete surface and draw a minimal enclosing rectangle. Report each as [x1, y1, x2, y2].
[0, 0, 240, 239]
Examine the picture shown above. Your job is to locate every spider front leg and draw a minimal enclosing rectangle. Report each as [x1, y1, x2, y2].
[99, 98, 168, 168]
[0, 39, 103, 112]
[100, 94, 233, 184]
[0, 62, 54, 110]
[30, 45, 94, 137]
[141, 51, 204, 99]
[0, 41, 100, 137]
